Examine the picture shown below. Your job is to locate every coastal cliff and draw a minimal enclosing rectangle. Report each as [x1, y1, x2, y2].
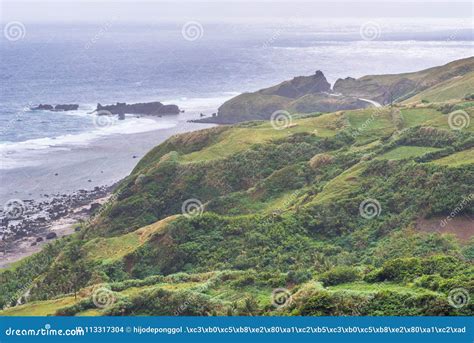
[201, 57, 474, 124]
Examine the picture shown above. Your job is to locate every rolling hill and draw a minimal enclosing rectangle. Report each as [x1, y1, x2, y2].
[1, 59, 473, 317]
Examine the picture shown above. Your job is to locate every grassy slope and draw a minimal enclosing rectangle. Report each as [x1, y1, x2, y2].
[359, 57, 474, 86]
[1, 98, 473, 317]
[83, 216, 176, 263]
[432, 148, 474, 167]
[403, 72, 474, 103]
[377, 146, 441, 160]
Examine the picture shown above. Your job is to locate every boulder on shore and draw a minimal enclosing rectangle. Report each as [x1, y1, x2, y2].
[45, 232, 57, 240]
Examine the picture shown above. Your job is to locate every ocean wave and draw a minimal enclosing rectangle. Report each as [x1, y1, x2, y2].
[0, 116, 177, 170]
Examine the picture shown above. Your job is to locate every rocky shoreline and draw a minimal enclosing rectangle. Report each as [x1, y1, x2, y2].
[0, 185, 116, 268]
[30, 101, 182, 118]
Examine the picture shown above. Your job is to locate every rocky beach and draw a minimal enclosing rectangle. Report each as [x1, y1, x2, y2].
[0, 186, 112, 268]
[0, 110, 217, 268]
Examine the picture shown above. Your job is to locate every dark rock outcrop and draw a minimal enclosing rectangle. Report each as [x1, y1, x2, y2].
[96, 102, 180, 116]
[32, 104, 54, 111]
[261, 70, 331, 98]
[31, 104, 79, 111]
[54, 104, 79, 111]
[45, 232, 57, 240]
[201, 71, 365, 124]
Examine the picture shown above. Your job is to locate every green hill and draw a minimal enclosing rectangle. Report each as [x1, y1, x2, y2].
[334, 56, 474, 104]
[403, 71, 474, 103]
[203, 57, 474, 124]
[1, 62, 473, 317]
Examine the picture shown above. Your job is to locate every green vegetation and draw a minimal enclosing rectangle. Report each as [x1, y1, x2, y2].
[377, 146, 441, 160]
[404, 72, 474, 103]
[1, 61, 474, 317]
[431, 148, 474, 167]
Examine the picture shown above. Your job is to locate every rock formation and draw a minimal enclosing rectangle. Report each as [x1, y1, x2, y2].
[31, 104, 79, 111]
[96, 102, 180, 116]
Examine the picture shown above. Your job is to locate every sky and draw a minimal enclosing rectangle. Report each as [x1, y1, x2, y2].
[1, 0, 473, 24]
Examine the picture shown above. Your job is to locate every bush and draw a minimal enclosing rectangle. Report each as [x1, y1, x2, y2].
[231, 273, 256, 287]
[319, 266, 360, 286]
[464, 94, 474, 101]
[55, 298, 94, 316]
[421, 255, 462, 278]
[309, 153, 334, 170]
[438, 103, 456, 114]
[287, 270, 313, 284]
[369, 257, 422, 282]
[298, 291, 337, 316]
[413, 274, 443, 291]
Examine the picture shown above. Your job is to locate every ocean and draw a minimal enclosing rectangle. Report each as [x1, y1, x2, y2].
[0, 19, 472, 199]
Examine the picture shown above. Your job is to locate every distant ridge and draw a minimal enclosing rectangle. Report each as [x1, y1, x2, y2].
[200, 56, 474, 124]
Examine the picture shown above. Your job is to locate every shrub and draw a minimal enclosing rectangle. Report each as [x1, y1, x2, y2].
[286, 270, 313, 284]
[231, 273, 256, 287]
[298, 291, 336, 316]
[464, 93, 474, 101]
[369, 257, 422, 282]
[319, 266, 360, 286]
[309, 153, 334, 170]
[413, 274, 443, 291]
[421, 255, 462, 278]
[438, 103, 456, 114]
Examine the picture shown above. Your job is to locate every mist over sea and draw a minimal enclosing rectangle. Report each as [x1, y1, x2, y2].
[0, 18, 472, 199]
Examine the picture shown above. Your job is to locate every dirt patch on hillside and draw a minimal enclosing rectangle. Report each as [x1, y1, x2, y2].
[416, 215, 473, 242]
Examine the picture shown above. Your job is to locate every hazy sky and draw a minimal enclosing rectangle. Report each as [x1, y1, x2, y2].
[1, 0, 473, 24]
